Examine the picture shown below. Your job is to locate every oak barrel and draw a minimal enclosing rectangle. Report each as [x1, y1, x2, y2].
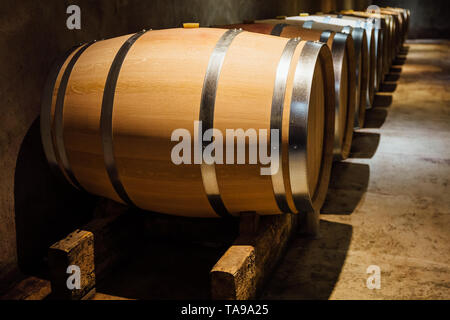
[319, 14, 384, 93]
[219, 22, 355, 160]
[258, 18, 367, 127]
[387, 7, 410, 43]
[379, 8, 403, 55]
[41, 28, 336, 217]
[262, 17, 368, 125]
[341, 10, 393, 77]
[286, 15, 375, 109]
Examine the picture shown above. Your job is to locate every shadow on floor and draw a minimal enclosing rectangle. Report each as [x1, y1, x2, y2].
[349, 132, 380, 158]
[385, 73, 401, 82]
[372, 94, 393, 108]
[364, 107, 388, 128]
[399, 47, 409, 54]
[380, 52, 407, 91]
[393, 57, 407, 65]
[96, 238, 230, 299]
[261, 220, 352, 299]
[14, 117, 97, 277]
[379, 81, 397, 92]
[390, 65, 402, 73]
[321, 161, 370, 215]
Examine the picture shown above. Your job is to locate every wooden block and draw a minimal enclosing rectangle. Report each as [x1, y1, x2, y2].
[251, 214, 298, 292]
[48, 230, 95, 300]
[210, 213, 298, 300]
[210, 245, 256, 300]
[46, 200, 141, 300]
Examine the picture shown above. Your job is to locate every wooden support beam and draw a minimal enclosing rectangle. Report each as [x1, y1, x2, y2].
[47, 199, 140, 299]
[46, 198, 316, 300]
[48, 230, 95, 300]
[210, 213, 298, 300]
[210, 245, 256, 300]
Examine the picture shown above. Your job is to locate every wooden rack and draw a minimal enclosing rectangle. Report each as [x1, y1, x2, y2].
[47, 199, 320, 300]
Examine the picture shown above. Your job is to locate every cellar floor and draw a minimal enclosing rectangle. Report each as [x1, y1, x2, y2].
[262, 40, 450, 299]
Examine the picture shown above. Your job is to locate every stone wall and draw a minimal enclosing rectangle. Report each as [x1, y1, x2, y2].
[373, 0, 450, 39]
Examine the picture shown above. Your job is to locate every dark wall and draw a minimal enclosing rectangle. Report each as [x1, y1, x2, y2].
[373, 0, 450, 39]
[275, 0, 372, 16]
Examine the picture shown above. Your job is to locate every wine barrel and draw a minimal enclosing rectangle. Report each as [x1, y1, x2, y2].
[286, 15, 375, 109]
[378, 13, 396, 67]
[390, 7, 410, 43]
[259, 18, 351, 34]
[41, 28, 336, 217]
[258, 18, 367, 127]
[382, 8, 408, 45]
[366, 12, 396, 72]
[319, 14, 383, 93]
[219, 23, 355, 160]
[341, 10, 393, 77]
[379, 9, 403, 54]
[393, 8, 410, 42]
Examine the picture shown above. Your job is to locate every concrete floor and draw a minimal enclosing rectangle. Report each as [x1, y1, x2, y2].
[262, 41, 450, 299]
